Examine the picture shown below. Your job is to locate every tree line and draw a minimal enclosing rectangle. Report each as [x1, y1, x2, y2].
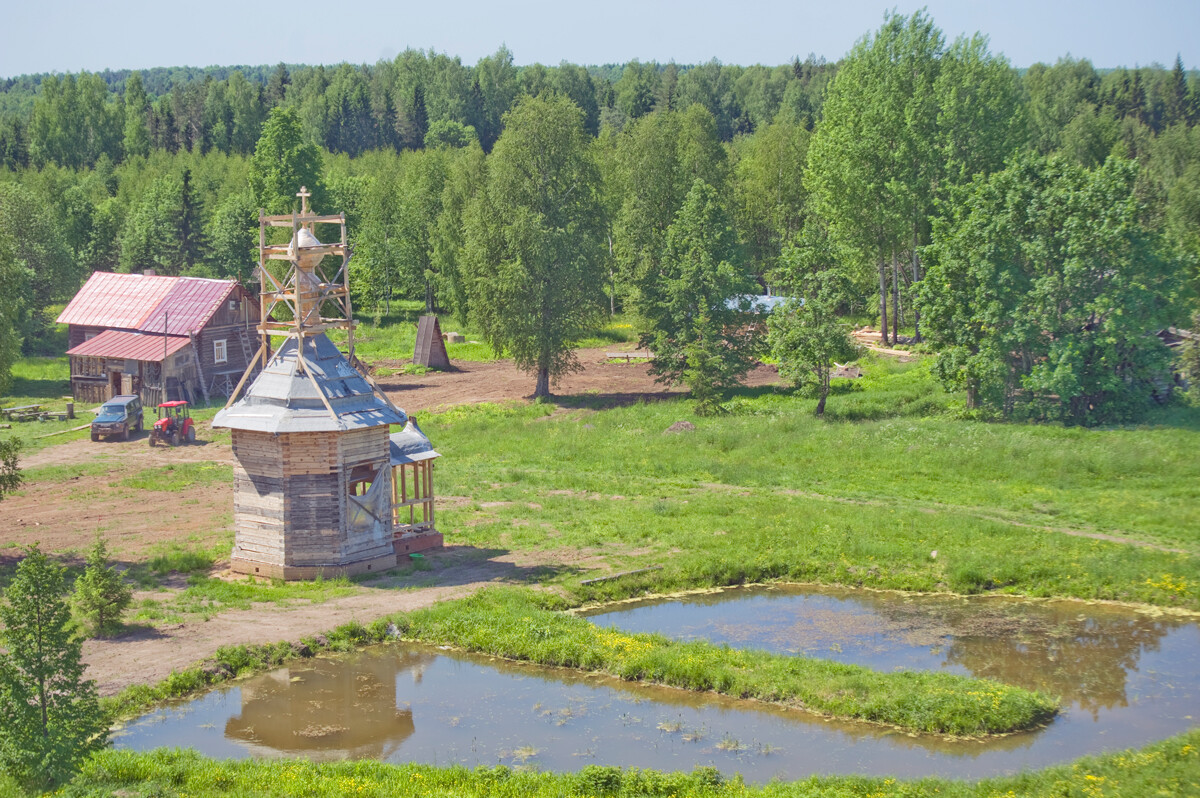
[1, 12, 1198, 422]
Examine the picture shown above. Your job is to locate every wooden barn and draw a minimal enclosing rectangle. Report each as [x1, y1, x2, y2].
[213, 189, 442, 580]
[57, 272, 261, 406]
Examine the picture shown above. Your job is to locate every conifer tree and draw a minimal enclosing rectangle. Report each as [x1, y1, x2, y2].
[0, 545, 108, 792]
[72, 537, 133, 637]
[122, 72, 151, 159]
[642, 179, 760, 413]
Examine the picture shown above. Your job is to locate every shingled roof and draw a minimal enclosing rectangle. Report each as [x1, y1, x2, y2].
[212, 333, 407, 434]
[57, 272, 242, 335]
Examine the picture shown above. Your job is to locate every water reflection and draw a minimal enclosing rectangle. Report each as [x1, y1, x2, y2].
[225, 650, 432, 759]
[587, 586, 1187, 718]
[114, 587, 1200, 781]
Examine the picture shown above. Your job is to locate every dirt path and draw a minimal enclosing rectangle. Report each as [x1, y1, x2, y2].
[81, 550, 533, 696]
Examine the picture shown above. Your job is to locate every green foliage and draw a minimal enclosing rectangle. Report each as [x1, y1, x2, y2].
[0, 183, 77, 354]
[0, 439, 19, 500]
[27, 73, 122, 170]
[72, 537, 133, 637]
[768, 290, 860, 415]
[463, 94, 606, 397]
[122, 72, 151, 160]
[641, 179, 760, 413]
[0, 223, 22, 394]
[118, 168, 206, 275]
[205, 190, 256, 282]
[248, 107, 324, 214]
[0, 545, 108, 792]
[424, 119, 478, 150]
[40, 730, 1200, 797]
[920, 154, 1182, 423]
[1179, 313, 1200, 399]
[731, 118, 809, 279]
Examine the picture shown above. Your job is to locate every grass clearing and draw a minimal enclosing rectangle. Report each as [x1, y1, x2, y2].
[329, 308, 638, 365]
[118, 462, 227, 492]
[130, 572, 358, 624]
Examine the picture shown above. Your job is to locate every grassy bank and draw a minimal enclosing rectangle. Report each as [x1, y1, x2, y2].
[395, 588, 1056, 736]
[102, 588, 1055, 737]
[15, 728, 1196, 798]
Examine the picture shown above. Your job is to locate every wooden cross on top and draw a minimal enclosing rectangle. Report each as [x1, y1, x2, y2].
[297, 186, 312, 216]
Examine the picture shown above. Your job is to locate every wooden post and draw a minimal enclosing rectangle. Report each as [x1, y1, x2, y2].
[259, 211, 269, 363]
[342, 215, 354, 362]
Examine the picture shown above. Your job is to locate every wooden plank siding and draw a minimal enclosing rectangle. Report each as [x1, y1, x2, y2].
[230, 427, 396, 573]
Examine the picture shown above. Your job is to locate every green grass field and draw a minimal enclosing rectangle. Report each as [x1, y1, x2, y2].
[11, 730, 1194, 798]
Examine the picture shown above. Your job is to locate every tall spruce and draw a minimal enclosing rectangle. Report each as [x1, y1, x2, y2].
[0, 545, 108, 792]
[642, 179, 760, 413]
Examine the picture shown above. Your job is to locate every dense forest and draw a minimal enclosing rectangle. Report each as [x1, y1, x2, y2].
[1, 12, 1198, 422]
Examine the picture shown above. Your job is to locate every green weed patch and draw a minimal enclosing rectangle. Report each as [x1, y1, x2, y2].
[38, 728, 1200, 797]
[119, 462, 226, 492]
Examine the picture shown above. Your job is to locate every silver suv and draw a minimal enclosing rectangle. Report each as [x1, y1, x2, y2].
[91, 395, 144, 442]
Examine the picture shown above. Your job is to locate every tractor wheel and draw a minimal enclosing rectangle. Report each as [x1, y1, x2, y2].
[148, 435, 156, 447]
[91, 432, 98, 442]
[171, 430, 181, 447]
[186, 426, 196, 444]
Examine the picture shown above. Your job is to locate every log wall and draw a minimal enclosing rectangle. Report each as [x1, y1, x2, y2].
[230, 426, 397, 577]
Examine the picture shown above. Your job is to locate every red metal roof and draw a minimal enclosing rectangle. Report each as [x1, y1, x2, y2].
[66, 330, 192, 362]
[57, 272, 178, 330]
[56, 273, 239, 335]
[140, 278, 238, 335]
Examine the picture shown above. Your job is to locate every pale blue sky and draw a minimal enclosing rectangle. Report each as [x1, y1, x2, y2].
[5, 0, 1198, 77]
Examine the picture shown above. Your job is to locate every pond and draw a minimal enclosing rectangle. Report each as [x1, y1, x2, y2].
[114, 586, 1200, 781]
[585, 585, 1200, 763]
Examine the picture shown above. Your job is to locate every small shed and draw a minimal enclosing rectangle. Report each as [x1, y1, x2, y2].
[412, 315, 451, 370]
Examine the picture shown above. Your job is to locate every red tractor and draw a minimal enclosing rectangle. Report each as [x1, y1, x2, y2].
[149, 400, 196, 447]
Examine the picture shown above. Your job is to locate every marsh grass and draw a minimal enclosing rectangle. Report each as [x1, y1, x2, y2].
[37, 729, 1200, 797]
[394, 588, 1056, 736]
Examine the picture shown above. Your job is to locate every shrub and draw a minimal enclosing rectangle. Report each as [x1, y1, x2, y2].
[72, 537, 133, 636]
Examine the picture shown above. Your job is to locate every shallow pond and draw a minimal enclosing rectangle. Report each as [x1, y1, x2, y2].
[115, 586, 1200, 781]
[586, 585, 1200, 762]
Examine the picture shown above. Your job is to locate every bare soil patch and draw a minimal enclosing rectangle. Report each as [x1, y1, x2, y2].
[373, 347, 781, 412]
